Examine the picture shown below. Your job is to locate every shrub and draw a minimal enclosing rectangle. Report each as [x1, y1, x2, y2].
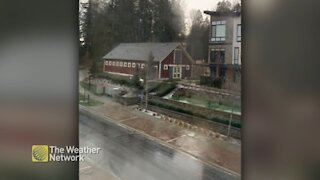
[151, 82, 177, 97]
[148, 99, 241, 128]
[200, 76, 223, 89]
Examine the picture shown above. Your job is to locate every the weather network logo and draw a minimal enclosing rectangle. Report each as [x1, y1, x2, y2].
[32, 145, 49, 162]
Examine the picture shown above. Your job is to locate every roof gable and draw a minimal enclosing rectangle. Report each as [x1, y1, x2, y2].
[102, 42, 180, 62]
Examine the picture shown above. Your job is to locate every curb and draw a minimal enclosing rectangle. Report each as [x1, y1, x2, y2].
[79, 105, 241, 178]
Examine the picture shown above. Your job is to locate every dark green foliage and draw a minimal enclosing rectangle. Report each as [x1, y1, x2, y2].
[216, 0, 241, 13]
[216, 0, 232, 12]
[79, 0, 185, 62]
[149, 99, 241, 128]
[200, 76, 223, 89]
[150, 81, 177, 96]
[213, 78, 223, 89]
[186, 10, 209, 60]
[131, 72, 143, 89]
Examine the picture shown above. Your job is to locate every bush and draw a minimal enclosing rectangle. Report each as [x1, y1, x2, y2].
[151, 82, 177, 97]
[149, 99, 241, 128]
[200, 76, 223, 89]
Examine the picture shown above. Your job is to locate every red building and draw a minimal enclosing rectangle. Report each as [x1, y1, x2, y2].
[102, 43, 194, 79]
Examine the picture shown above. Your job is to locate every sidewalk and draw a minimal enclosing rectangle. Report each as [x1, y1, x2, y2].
[79, 89, 241, 175]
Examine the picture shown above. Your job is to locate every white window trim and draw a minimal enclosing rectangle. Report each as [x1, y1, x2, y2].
[173, 66, 182, 79]
[124, 62, 127, 67]
[120, 62, 123, 67]
[186, 65, 190, 70]
[164, 64, 168, 70]
[237, 24, 241, 42]
[128, 62, 131, 68]
[132, 63, 136, 68]
[211, 20, 226, 42]
[141, 63, 145, 68]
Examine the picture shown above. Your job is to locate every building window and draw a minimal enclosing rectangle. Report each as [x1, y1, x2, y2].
[210, 49, 225, 64]
[128, 62, 131, 68]
[173, 66, 181, 79]
[120, 62, 123, 67]
[124, 62, 127, 67]
[132, 63, 136, 68]
[234, 47, 240, 64]
[164, 65, 168, 70]
[112, 61, 115, 66]
[116, 61, 119, 66]
[186, 65, 190, 70]
[109, 61, 112, 65]
[211, 21, 226, 42]
[141, 63, 145, 68]
[237, 24, 241, 42]
[105, 61, 108, 65]
[174, 49, 182, 64]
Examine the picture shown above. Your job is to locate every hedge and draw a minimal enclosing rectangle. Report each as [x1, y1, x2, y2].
[149, 99, 241, 128]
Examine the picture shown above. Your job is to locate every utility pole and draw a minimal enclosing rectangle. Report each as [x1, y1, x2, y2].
[145, 66, 149, 110]
[227, 95, 235, 138]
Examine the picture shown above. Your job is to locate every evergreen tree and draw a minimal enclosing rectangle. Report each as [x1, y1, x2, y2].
[186, 10, 209, 60]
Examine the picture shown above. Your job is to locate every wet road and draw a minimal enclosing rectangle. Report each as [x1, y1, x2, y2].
[80, 112, 239, 180]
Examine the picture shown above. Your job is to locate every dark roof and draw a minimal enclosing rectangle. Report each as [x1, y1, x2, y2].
[102, 42, 181, 62]
[204, 11, 241, 17]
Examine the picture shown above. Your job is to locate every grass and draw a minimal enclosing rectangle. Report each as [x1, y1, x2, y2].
[79, 94, 103, 106]
[172, 96, 241, 114]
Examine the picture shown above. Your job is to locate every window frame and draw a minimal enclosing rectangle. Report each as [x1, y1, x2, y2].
[234, 47, 240, 64]
[124, 62, 127, 67]
[164, 64, 168, 70]
[128, 62, 131, 68]
[211, 21, 226, 42]
[237, 24, 241, 42]
[210, 49, 225, 64]
[132, 63, 136, 68]
[173, 66, 182, 79]
[120, 62, 123, 67]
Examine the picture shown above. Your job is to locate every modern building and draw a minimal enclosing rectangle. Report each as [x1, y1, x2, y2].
[204, 11, 241, 91]
[102, 42, 194, 80]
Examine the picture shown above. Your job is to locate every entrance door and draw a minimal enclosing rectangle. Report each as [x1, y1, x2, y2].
[173, 66, 182, 79]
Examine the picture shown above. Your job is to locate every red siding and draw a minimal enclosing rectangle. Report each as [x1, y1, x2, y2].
[103, 47, 193, 79]
[160, 49, 193, 79]
[160, 51, 174, 78]
[103, 59, 146, 75]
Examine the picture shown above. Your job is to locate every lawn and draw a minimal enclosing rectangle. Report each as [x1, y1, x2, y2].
[172, 96, 241, 115]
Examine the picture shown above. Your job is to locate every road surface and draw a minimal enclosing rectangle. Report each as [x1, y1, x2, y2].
[80, 112, 239, 180]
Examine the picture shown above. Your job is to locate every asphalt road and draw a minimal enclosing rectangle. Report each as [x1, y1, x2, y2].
[80, 112, 239, 180]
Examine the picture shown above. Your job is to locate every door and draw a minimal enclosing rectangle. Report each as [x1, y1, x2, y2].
[173, 66, 182, 79]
